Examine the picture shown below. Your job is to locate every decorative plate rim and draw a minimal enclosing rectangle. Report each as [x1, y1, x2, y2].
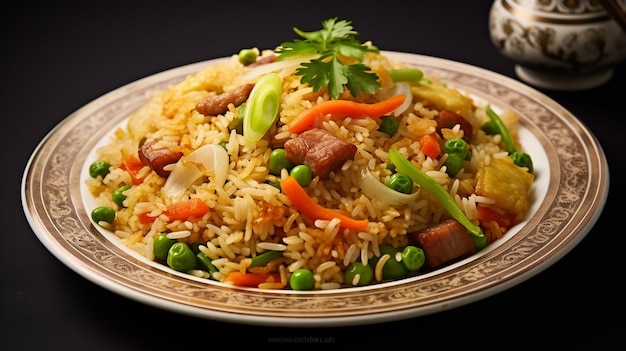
[21, 51, 609, 327]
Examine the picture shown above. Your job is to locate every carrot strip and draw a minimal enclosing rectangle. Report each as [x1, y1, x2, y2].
[280, 175, 369, 231]
[419, 133, 441, 159]
[225, 272, 282, 288]
[288, 94, 406, 134]
[120, 155, 146, 185]
[164, 198, 210, 221]
[137, 198, 210, 224]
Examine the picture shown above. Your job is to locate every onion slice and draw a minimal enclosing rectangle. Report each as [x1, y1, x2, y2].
[357, 168, 421, 206]
[377, 82, 413, 116]
[162, 144, 229, 202]
[242, 54, 319, 82]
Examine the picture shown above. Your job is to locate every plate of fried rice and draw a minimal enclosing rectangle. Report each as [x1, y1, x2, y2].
[21, 19, 608, 326]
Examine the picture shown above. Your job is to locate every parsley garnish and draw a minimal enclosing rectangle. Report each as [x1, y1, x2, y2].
[276, 18, 381, 99]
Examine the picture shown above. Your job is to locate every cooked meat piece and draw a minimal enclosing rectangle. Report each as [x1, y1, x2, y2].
[434, 110, 473, 143]
[138, 140, 183, 178]
[247, 54, 276, 67]
[284, 128, 357, 179]
[413, 219, 475, 268]
[195, 83, 254, 116]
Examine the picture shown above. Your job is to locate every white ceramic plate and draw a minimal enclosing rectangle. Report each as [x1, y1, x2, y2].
[21, 51, 608, 327]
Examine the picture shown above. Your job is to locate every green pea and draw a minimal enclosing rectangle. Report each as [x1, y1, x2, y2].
[443, 138, 470, 160]
[385, 172, 413, 194]
[510, 151, 534, 173]
[344, 261, 374, 286]
[166, 242, 198, 272]
[370, 245, 408, 280]
[238, 48, 258, 66]
[269, 148, 294, 176]
[153, 233, 175, 261]
[112, 185, 131, 208]
[250, 250, 284, 267]
[444, 153, 465, 177]
[289, 165, 312, 187]
[89, 160, 111, 178]
[401, 245, 425, 271]
[378, 116, 399, 136]
[91, 206, 115, 224]
[290, 268, 314, 290]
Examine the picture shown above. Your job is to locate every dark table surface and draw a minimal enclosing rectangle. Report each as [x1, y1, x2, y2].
[3, 1, 625, 349]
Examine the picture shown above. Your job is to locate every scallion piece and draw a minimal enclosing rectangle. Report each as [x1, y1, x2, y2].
[243, 72, 282, 142]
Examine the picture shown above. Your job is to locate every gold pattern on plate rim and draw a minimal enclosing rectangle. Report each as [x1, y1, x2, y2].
[21, 52, 608, 326]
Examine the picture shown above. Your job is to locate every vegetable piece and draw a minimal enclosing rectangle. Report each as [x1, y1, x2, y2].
[388, 147, 486, 250]
[369, 245, 408, 280]
[250, 250, 284, 267]
[162, 198, 209, 222]
[378, 115, 399, 136]
[344, 261, 374, 286]
[119, 155, 146, 185]
[269, 148, 295, 176]
[166, 242, 198, 272]
[443, 138, 470, 160]
[357, 168, 421, 206]
[112, 185, 131, 208]
[91, 206, 115, 224]
[401, 245, 425, 271]
[138, 198, 210, 224]
[196, 252, 218, 277]
[377, 82, 413, 117]
[444, 153, 465, 177]
[385, 172, 413, 194]
[153, 233, 176, 261]
[243, 72, 282, 142]
[161, 144, 229, 202]
[475, 158, 533, 220]
[289, 164, 312, 187]
[225, 271, 282, 288]
[485, 105, 534, 173]
[280, 175, 369, 231]
[289, 269, 315, 290]
[388, 68, 424, 82]
[411, 81, 474, 119]
[419, 133, 441, 159]
[276, 18, 381, 99]
[89, 160, 111, 178]
[238, 48, 258, 66]
[288, 94, 405, 134]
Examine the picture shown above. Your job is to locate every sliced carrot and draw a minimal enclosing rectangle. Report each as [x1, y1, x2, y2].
[137, 198, 210, 224]
[137, 212, 155, 224]
[419, 133, 441, 159]
[120, 155, 146, 185]
[164, 198, 210, 221]
[288, 94, 405, 134]
[280, 175, 369, 231]
[225, 272, 282, 288]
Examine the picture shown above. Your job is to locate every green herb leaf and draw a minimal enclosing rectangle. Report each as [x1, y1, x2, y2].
[276, 18, 381, 99]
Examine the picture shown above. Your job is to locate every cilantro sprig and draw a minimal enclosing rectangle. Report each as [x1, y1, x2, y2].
[276, 18, 381, 99]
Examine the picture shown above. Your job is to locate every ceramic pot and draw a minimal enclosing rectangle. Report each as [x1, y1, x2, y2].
[489, 0, 626, 90]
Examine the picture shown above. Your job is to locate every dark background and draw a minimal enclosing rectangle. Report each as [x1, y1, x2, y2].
[3, 1, 624, 349]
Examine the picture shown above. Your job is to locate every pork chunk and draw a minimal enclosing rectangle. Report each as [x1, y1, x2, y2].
[413, 219, 475, 268]
[284, 128, 357, 179]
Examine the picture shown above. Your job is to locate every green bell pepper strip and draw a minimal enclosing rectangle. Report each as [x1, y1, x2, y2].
[485, 104, 533, 173]
[388, 147, 486, 250]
